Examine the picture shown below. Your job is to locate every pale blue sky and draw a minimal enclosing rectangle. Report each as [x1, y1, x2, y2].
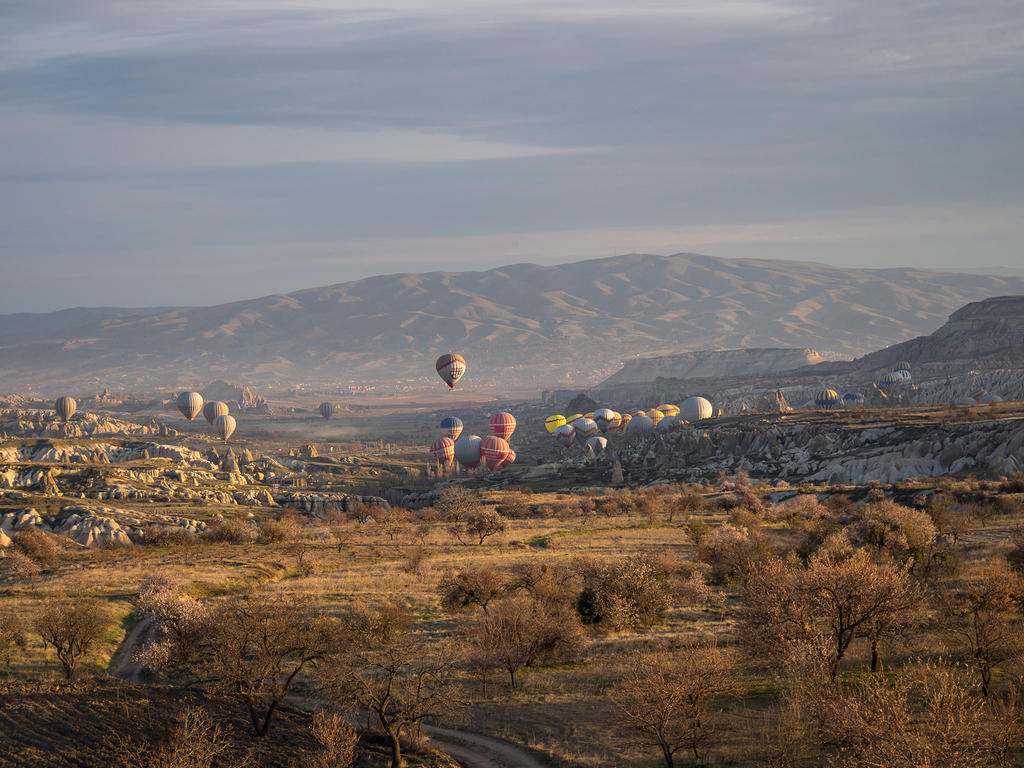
[1, 0, 1022, 311]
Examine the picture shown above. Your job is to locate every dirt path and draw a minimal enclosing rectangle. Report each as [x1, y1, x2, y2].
[424, 726, 550, 768]
[107, 616, 150, 683]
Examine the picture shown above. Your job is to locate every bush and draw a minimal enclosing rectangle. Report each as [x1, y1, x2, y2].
[574, 553, 673, 630]
[143, 524, 195, 546]
[257, 519, 296, 544]
[11, 528, 59, 566]
[695, 523, 772, 584]
[0, 548, 41, 582]
[846, 500, 936, 564]
[203, 518, 257, 544]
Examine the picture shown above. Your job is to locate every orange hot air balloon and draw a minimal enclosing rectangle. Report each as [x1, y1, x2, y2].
[480, 435, 511, 470]
[489, 412, 516, 440]
[499, 449, 516, 468]
[435, 353, 466, 390]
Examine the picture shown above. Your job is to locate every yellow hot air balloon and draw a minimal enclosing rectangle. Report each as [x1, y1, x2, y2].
[544, 414, 567, 434]
[647, 408, 664, 426]
[657, 403, 680, 418]
[566, 413, 583, 423]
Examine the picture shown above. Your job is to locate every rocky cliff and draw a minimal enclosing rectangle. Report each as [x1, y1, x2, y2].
[602, 347, 826, 386]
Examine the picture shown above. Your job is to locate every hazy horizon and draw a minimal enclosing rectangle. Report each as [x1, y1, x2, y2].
[2, 1, 1023, 313]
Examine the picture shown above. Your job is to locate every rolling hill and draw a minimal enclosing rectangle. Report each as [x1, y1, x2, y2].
[2, 253, 1023, 395]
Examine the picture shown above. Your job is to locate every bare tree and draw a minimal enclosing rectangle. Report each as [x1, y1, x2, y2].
[434, 486, 476, 523]
[505, 562, 580, 610]
[739, 551, 924, 683]
[469, 596, 583, 688]
[0, 608, 27, 668]
[141, 591, 338, 737]
[819, 663, 991, 768]
[612, 645, 735, 767]
[34, 598, 111, 680]
[319, 603, 461, 768]
[938, 565, 1024, 696]
[451, 509, 506, 546]
[438, 566, 503, 614]
[115, 707, 249, 768]
[695, 523, 772, 584]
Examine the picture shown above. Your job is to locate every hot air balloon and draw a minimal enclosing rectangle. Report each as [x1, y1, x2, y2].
[499, 449, 516, 469]
[430, 436, 455, 464]
[454, 434, 482, 469]
[980, 393, 1004, 404]
[657, 404, 680, 418]
[573, 418, 599, 443]
[618, 413, 632, 432]
[953, 396, 976, 405]
[203, 401, 229, 424]
[489, 412, 516, 440]
[54, 396, 76, 422]
[440, 416, 464, 440]
[435, 353, 466, 390]
[815, 389, 840, 410]
[213, 414, 236, 442]
[842, 392, 866, 407]
[656, 413, 680, 431]
[585, 435, 608, 455]
[892, 362, 912, 373]
[481, 436, 511, 470]
[607, 412, 622, 432]
[545, 414, 566, 434]
[878, 372, 903, 390]
[319, 402, 334, 420]
[554, 423, 576, 447]
[625, 414, 654, 438]
[566, 413, 583, 424]
[647, 408, 664, 427]
[593, 408, 616, 433]
[176, 391, 204, 422]
[680, 396, 713, 422]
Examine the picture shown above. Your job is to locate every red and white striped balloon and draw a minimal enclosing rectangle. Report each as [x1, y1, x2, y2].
[480, 435, 511, 470]
[488, 411, 516, 440]
[430, 436, 455, 464]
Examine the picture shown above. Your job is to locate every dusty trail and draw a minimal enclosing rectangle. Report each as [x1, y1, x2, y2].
[107, 619, 549, 768]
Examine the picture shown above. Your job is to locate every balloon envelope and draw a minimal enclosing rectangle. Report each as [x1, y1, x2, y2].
[319, 402, 334, 420]
[657, 403, 680, 418]
[203, 401, 229, 424]
[554, 423, 576, 447]
[815, 389, 840, 409]
[54, 396, 76, 422]
[573, 418, 599, 443]
[625, 414, 654, 437]
[177, 391, 204, 422]
[499, 449, 516, 468]
[842, 392, 866, 407]
[430, 436, 455, 464]
[585, 435, 608, 454]
[593, 408, 616, 433]
[680, 396, 713, 422]
[656, 413, 680, 431]
[213, 414, 236, 442]
[454, 434, 482, 469]
[440, 416, 464, 440]
[435, 353, 467, 389]
[980, 393, 1003, 404]
[544, 414, 566, 434]
[489, 412, 516, 440]
[481, 435, 511, 470]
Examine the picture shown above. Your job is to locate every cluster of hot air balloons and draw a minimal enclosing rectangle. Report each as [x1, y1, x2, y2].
[545, 397, 715, 453]
[430, 411, 517, 471]
[176, 391, 236, 442]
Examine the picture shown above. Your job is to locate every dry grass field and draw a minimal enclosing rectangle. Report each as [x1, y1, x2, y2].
[4, 468, 1024, 767]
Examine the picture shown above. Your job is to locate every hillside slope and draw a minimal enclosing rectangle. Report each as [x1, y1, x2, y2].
[1, 253, 1022, 394]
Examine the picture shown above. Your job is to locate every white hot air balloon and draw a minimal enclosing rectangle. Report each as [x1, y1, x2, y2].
[213, 414, 236, 442]
[176, 391, 204, 422]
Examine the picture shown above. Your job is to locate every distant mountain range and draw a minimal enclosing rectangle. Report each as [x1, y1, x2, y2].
[2, 253, 1023, 395]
